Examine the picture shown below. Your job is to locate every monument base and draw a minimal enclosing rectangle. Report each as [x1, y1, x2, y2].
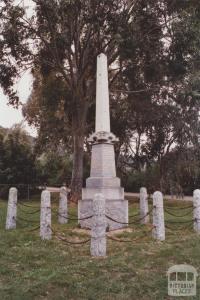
[78, 186, 128, 231]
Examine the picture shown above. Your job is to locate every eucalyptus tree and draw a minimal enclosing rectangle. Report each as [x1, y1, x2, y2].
[1, 0, 200, 197]
[0, 0, 136, 199]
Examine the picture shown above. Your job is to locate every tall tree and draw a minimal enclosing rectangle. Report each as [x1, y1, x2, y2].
[115, 0, 200, 188]
[1, 0, 200, 196]
[0, 0, 138, 200]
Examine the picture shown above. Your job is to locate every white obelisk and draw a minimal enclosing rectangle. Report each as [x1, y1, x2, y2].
[78, 53, 128, 231]
[95, 54, 110, 133]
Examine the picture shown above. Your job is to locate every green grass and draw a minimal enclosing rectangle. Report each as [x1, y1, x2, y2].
[0, 197, 200, 300]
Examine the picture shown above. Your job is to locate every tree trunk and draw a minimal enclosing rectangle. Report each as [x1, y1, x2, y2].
[70, 91, 88, 203]
[70, 133, 84, 203]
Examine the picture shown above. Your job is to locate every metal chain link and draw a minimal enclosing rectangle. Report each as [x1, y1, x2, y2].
[52, 209, 93, 221]
[106, 207, 153, 225]
[107, 225, 155, 243]
[164, 207, 193, 217]
[164, 204, 193, 210]
[17, 205, 40, 215]
[50, 226, 91, 245]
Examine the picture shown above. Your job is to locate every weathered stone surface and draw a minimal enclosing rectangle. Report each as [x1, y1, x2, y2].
[82, 187, 124, 200]
[86, 177, 121, 188]
[95, 54, 110, 132]
[90, 144, 116, 178]
[58, 187, 68, 224]
[193, 189, 200, 233]
[140, 187, 149, 224]
[40, 190, 51, 240]
[152, 191, 165, 241]
[79, 198, 128, 230]
[6, 187, 17, 230]
[90, 194, 107, 257]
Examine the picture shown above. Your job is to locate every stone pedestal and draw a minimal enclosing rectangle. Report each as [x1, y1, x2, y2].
[79, 197, 128, 231]
[78, 141, 128, 231]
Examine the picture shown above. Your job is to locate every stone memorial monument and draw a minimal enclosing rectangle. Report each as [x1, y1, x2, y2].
[78, 53, 128, 230]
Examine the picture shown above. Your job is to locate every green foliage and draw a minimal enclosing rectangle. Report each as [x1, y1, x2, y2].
[0, 124, 77, 191]
[0, 125, 36, 185]
[121, 145, 200, 195]
[1, 1, 200, 194]
[35, 152, 72, 186]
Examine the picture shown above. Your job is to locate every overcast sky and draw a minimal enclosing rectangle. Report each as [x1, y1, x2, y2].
[0, 0, 37, 136]
[0, 71, 37, 136]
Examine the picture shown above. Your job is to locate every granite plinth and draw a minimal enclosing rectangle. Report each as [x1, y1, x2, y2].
[86, 177, 121, 188]
[79, 194, 128, 231]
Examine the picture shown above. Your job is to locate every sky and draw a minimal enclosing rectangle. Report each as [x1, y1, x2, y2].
[0, 71, 37, 136]
[0, 0, 37, 136]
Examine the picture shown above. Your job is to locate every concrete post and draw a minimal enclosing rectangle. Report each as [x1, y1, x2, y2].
[40, 190, 51, 240]
[193, 189, 200, 233]
[58, 186, 68, 224]
[6, 187, 18, 230]
[139, 187, 149, 224]
[90, 193, 107, 257]
[152, 191, 165, 241]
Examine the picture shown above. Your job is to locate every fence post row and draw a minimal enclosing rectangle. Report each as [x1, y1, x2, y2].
[152, 191, 165, 241]
[193, 189, 200, 233]
[58, 186, 68, 224]
[90, 193, 107, 257]
[139, 187, 149, 224]
[6, 187, 18, 230]
[40, 190, 52, 240]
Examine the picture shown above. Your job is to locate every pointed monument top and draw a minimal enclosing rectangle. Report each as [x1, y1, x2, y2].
[98, 52, 106, 58]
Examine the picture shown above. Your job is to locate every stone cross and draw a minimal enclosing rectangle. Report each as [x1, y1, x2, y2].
[139, 187, 149, 224]
[40, 190, 51, 240]
[152, 191, 165, 241]
[193, 189, 200, 233]
[6, 187, 18, 230]
[58, 186, 68, 224]
[90, 193, 107, 257]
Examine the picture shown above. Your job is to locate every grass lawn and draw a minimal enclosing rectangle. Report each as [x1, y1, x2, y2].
[0, 196, 200, 300]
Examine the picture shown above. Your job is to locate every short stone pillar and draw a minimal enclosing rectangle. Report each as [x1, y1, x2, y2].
[152, 191, 165, 241]
[139, 187, 149, 224]
[6, 187, 18, 230]
[90, 193, 107, 257]
[193, 189, 200, 233]
[58, 186, 68, 224]
[40, 190, 51, 240]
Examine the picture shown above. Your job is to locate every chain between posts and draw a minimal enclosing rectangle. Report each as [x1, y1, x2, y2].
[18, 202, 39, 209]
[15, 218, 40, 232]
[164, 204, 193, 210]
[107, 225, 155, 243]
[49, 226, 91, 245]
[165, 219, 194, 224]
[52, 209, 93, 221]
[164, 207, 193, 217]
[17, 205, 40, 215]
[17, 216, 39, 224]
[106, 207, 153, 225]
[165, 222, 194, 231]
[128, 211, 140, 218]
